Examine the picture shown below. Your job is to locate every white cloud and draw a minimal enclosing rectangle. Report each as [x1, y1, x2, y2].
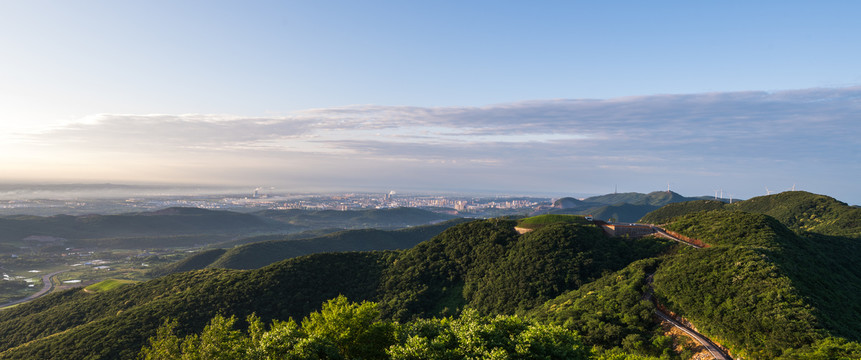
[6, 86, 861, 201]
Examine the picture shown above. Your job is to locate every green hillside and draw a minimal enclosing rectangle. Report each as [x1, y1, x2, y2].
[641, 191, 861, 238]
[732, 191, 861, 237]
[0, 207, 278, 246]
[3, 193, 861, 359]
[517, 214, 590, 229]
[546, 191, 715, 222]
[0, 207, 457, 252]
[207, 219, 471, 270]
[0, 218, 670, 359]
[84, 279, 138, 293]
[584, 191, 705, 207]
[530, 258, 678, 358]
[553, 197, 584, 209]
[639, 199, 727, 224]
[0, 251, 395, 359]
[145, 248, 228, 277]
[377, 219, 672, 320]
[252, 207, 457, 231]
[652, 210, 861, 359]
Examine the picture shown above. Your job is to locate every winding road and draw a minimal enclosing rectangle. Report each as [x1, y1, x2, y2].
[0, 270, 68, 309]
[651, 226, 704, 248]
[655, 308, 729, 360]
[646, 227, 731, 360]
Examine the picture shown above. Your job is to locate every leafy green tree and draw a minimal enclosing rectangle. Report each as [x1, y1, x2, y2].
[301, 296, 396, 359]
[388, 309, 589, 360]
[141, 297, 588, 360]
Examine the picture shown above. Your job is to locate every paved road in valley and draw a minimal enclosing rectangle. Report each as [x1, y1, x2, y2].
[644, 228, 730, 360]
[0, 270, 68, 309]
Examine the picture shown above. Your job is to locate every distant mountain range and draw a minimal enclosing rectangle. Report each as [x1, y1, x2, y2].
[541, 190, 719, 222]
[0, 207, 456, 250]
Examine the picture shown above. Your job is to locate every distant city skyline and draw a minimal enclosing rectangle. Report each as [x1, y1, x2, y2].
[1, 2, 859, 204]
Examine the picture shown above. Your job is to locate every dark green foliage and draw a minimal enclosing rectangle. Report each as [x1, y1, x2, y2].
[779, 337, 861, 360]
[639, 200, 727, 224]
[530, 258, 669, 356]
[470, 225, 672, 315]
[0, 207, 278, 247]
[553, 197, 584, 209]
[378, 219, 520, 321]
[652, 209, 861, 359]
[641, 191, 861, 238]
[0, 251, 395, 359]
[662, 210, 797, 248]
[732, 191, 861, 237]
[584, 191, 693, 207]
[5, 192, 861, 360]
[252, 207, 457, 231]
[140, 297, 588, 360]
[654, 245, 820, 359]
[208, 219, 470, 270]
[585, 203, 666, 224]
[145, 248, 227, 277]
[378, 219, 671, 321]
[213, 228, 345, 248]
[517, 214, 589, 229]
[0, 207, 457, 251]
[546, 191, 710, 223]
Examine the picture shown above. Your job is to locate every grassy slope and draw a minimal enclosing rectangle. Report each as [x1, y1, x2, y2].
[84, 279, 138, 293]
[517, 214, 590, 229]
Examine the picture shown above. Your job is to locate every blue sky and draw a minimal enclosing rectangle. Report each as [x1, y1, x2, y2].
[1, 1, 860, 203]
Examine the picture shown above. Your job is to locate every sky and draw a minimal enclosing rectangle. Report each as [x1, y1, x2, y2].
[1, 1, 860, 203]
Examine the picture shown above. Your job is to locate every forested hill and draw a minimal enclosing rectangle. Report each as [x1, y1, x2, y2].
[251, 207, 458, 231]
[0, 217, 672, 359]
[583, 191, 708, 206]
[547, 191, 715, 222]
[649, 209, 861, 359]
[4, 194, 861, 359]
[150, 218, 472, 272]
[640, 191, 861, 238]
[0, 207, 275, 244]
[0, 207, 455, 250]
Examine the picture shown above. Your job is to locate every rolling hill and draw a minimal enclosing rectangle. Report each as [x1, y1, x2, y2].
[2, 192, 861, 359]
[0, 207, 457, 251]
[650, 209, 861, 359]
[251, 207, 458, 231]
[0, 218, 672, 359]
[548, 191, 719, 222]
[641, 191, 861, 238]
[204, 219, 471, 270]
